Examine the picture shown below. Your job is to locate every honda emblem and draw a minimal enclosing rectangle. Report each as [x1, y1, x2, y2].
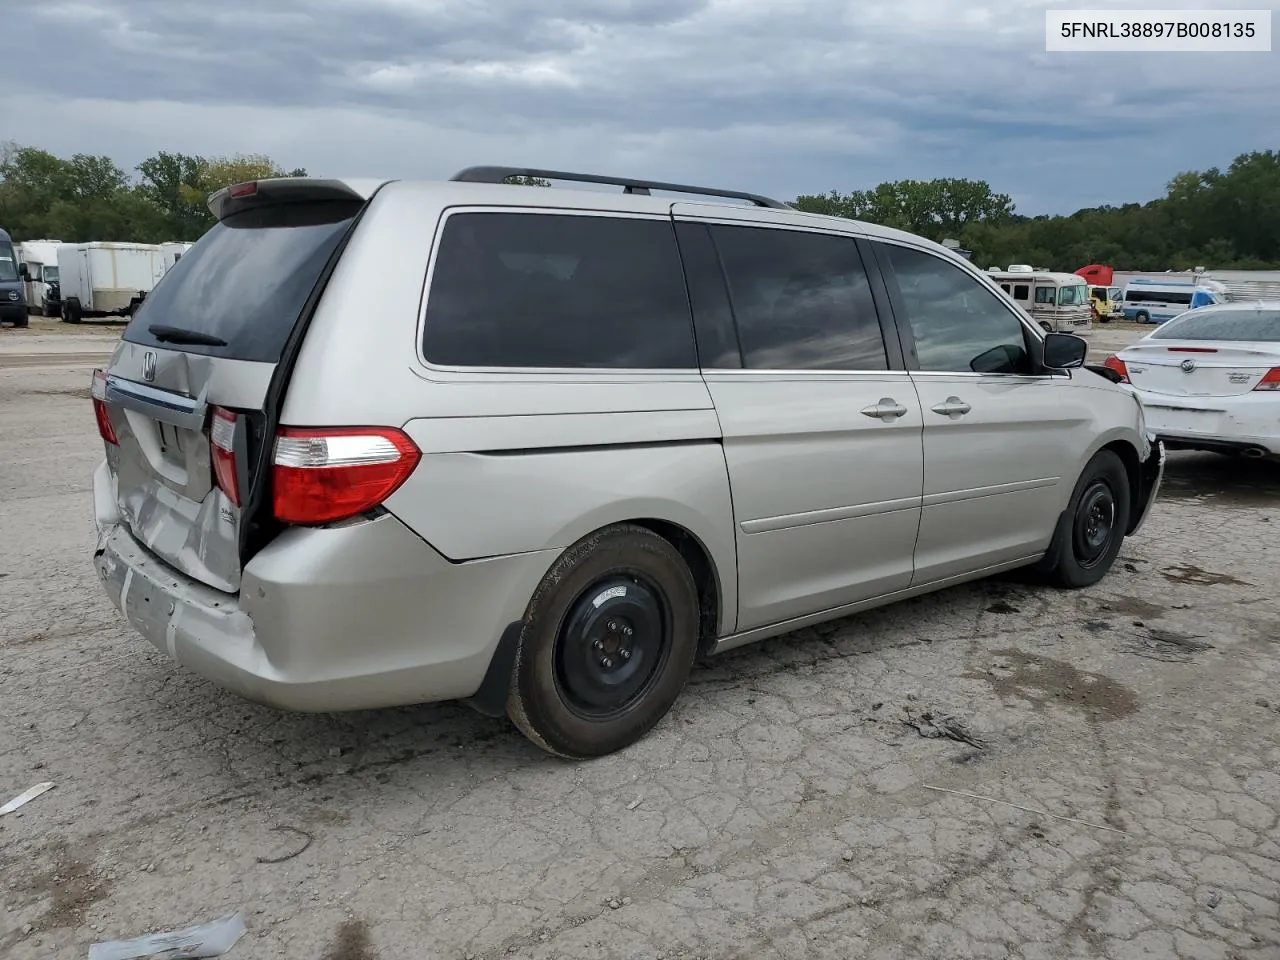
[143, 351, 157, 382]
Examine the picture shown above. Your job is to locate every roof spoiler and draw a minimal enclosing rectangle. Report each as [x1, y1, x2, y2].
[207, 178, 378, 221]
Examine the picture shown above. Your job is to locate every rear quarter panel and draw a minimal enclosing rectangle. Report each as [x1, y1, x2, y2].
[281, 183, 741, 633]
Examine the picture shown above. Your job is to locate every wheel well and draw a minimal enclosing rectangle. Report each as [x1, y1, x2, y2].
[1102, 439, 1141, 521]
[631, 518, 722, 657]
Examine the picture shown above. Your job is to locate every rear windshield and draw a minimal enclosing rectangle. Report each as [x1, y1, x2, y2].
[122, 200, 362, 363]
[1153, 309, 1280, 341]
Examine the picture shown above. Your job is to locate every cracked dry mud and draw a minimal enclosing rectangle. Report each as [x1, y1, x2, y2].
[1, 364, 1278, 960]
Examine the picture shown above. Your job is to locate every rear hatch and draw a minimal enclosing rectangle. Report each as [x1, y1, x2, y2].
[93, 179, 376, 593]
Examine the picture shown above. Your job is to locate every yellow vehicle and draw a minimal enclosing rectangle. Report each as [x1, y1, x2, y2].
[1088, 285, 1123, 323]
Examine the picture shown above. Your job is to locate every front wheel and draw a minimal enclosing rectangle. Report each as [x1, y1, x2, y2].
[1040, 450, 1132, 588]
[507, 524, 701, 758]
[1134, 310, 1150, 324]
[1039, 321, 1053, 333]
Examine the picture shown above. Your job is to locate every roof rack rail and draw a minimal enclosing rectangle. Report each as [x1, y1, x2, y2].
[449, 166, 791, 209]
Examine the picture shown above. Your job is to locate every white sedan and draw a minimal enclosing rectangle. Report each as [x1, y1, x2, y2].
[1102, 302, 1280, 459]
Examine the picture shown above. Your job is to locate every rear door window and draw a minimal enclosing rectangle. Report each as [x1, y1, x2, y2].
[422, 212, 696, 369]
[706, 224, 887, 371]
[122, 199, 362, 363]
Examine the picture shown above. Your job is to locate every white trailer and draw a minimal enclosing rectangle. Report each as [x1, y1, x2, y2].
[160, 241, 194, 275]
[56, 242, 166, 323]
[15, 239, 64, 315]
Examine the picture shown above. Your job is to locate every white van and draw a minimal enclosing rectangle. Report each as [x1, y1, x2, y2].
[987, 266, 1092, 334]
[1121, 278, 1227, 324]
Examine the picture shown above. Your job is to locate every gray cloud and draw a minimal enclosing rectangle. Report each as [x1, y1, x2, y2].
[1, 0, 1275, 215]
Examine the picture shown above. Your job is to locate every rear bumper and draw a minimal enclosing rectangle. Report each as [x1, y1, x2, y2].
[1134, 390, 1280, 456]
[92, 462, 554, 712]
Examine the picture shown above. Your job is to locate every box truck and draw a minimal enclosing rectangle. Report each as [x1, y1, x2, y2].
[160, 241, 194, 275]
[56, 242, 165, 323]
[16, 239, 65, 316]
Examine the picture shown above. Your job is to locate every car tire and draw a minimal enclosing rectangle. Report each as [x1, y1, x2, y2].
[1039, 322, 1053, 333]
[507, 523, 700, 759]
[1040, 449, 1132, 589]
[62, 298, 82, 324]
[12, 315, 28, 328]
[1135, 310, 1150, 324]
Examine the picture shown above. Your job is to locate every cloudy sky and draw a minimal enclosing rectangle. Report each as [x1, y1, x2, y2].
[2, 0, 1276, 215]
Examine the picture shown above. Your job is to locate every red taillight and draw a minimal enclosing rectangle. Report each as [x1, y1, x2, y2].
[271, 426, 421, 525]
[90, 368, 118, 445]
[1103, 355, 1129, 383]
[1167, 347, 1218, 353]
[226, 181, 258, 198]
[209, 406, 240, 506]
[1254, 368, 1280, 392]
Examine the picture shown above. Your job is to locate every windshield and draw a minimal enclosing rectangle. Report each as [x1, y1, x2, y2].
[0, 243, 17, 282]
[1152, 308, 1280, 342]
[43, 265, 59, 282]
[1058, 284, 1087, 306]
[1109, 287, 1121, 301]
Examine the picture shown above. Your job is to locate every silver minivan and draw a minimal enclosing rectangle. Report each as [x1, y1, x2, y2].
[91, 167, 1164, 758]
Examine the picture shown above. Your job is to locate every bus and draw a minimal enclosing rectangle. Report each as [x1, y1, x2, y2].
[1121, 278, 1227, 324]
[987, 266, 1092, 333]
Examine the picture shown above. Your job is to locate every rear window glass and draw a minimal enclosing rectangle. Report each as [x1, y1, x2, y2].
[1153, 309, 1280, 341]
[423, 212, 696, 369]
[122, 200, 361, 363]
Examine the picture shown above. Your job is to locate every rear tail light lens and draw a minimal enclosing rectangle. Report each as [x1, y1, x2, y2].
[271, 426, 421, 525]
[1103, 355, 1129, 383]
[1254, 368, 1280, 392]
[226, 181, 258, 198]
[91, 368, 118, 445]
[209, 406, 241, 505]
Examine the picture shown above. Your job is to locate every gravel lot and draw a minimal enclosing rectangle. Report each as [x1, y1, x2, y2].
[1, 327, 1277, 960]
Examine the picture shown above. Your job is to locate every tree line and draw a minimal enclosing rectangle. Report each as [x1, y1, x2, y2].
[3, 141, 1277, 271]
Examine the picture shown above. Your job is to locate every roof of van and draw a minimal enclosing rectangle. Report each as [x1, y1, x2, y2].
[209, 174, 968, 262]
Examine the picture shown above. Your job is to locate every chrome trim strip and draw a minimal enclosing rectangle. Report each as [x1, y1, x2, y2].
[921, 477, 1059, 507]
[105, 375, 208, 430]
[740, 496, 922, 534]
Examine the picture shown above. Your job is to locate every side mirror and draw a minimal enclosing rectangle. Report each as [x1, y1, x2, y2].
[18, 262, 29, 280]
[1042, 332, 1087, 370]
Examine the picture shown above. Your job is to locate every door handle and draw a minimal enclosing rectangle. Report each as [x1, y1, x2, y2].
[930, 396, 971, 419]
[860, 398, 909, 422]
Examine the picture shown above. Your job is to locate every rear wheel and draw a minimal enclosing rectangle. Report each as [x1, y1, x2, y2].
[507, 524, 700, 758]
[1134, 310, 1150, 324]
[1040, 450, 1131, 589]
[62, 298, 82, 324]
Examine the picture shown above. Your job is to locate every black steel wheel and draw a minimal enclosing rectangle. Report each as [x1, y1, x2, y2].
[1072, 480, 1116, 570]
[1040, 449, 1132, 589]
[508, 524, 701, 758]
[555, 574, 671, 721]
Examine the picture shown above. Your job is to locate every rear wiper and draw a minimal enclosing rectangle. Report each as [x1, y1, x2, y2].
[148, 324, 228, 347]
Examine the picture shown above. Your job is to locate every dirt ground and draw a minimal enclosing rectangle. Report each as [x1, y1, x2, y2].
[0, 330, 1277, 960]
